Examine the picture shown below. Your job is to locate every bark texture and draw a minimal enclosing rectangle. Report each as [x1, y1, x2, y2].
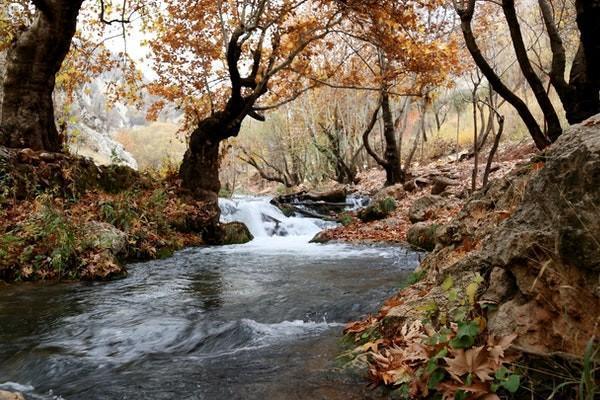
[0, 0, 83, 151]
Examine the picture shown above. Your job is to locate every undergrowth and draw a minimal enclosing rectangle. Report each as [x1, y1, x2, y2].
[342, 271, 599, 399]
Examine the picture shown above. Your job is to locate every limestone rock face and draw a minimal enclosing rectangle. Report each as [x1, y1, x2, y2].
[382, 115, 600, 357]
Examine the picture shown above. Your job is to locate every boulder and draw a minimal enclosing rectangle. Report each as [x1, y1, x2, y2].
[408, 195, 447, 223]
[84, 222, 128, 256]
[380, 115, 600, 356]
[222, 222, 254, 245]
[406, 222, 439, 251]
[357, 197, 397, 222]
[374, 183, 406, 202]
[430, 176, 460, 195]
[0, 391, 25, 400]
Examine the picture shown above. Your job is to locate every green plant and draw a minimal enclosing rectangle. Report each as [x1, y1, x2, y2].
[338, 212, 353, 226]
[400, 269, 427, 289]
[100, 195, 137, 231]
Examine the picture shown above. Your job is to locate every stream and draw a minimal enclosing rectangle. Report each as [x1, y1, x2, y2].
[0, 197, 420, 399]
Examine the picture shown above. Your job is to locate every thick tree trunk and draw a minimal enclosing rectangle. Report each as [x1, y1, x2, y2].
[180, 112, 239, 203]
[0, 1, 83, 151]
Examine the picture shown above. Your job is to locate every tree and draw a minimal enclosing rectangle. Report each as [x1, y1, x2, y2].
[0, 0, 147, 152]
[0, 0, 85, 151]
[454, 0, 600, 150]
[317, 0, 460, 185]
[148, 0, 342, 203]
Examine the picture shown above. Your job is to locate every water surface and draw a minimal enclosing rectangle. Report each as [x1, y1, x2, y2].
[0, 198, 420, 399]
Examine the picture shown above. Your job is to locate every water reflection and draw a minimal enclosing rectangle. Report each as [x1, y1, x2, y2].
[188, 269, 224, 311]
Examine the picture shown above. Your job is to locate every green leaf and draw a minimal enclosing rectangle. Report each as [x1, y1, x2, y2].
[442, 276, 454, 291]
[447, 288, 458, 302]
[455, 390, 468, 400]
[465, 373, 473, 386]
[428, 369, 446, 389]
[450, 320, 480, 349]
[502, 374, 521, 393]
[495, 366, 508, 380]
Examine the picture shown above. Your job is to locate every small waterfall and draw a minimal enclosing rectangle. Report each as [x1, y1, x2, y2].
[219, 197, 325, 238]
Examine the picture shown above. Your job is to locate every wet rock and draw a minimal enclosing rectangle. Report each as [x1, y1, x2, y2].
[222, 222, 254, 245]
[431, 176, 460, 195]
[408, 195, 446, 223]
[374, 183, 406, 202]
[0, 391, 25, 400]
[406, 222, 439, 251]
[310, 231, 330, 244]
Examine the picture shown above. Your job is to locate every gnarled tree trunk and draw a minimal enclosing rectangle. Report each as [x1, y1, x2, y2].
[0, 0, 83, 151]
[363, 90, 406, 186]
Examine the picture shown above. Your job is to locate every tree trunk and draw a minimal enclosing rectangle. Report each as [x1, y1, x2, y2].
[381, 91, 405, 185]
[502, 0, 563, 142]
[455, 0, 551, 150]
[569, 0, 600, 122]
[0, 1, 83, 151]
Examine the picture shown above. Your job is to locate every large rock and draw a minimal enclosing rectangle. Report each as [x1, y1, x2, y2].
[372, 115, 600, 357]
[406, 222, 439, 251]
[357, 198, 397, 222]
[408, 195, 447, 223]
[222, 222, 254, 245]
[84, 222, 128, 256]
[374, 183, 406, 202]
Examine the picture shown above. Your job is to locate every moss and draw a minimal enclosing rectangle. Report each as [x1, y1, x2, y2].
[358, 197, 397, 222]
[221, 222, 254, 245]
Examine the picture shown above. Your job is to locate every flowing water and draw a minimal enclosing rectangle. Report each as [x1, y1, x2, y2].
[0, 197, 420, 400]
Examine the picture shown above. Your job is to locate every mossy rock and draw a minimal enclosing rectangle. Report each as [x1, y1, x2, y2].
[407, 222, 439, 251]
[221, 222, 254, 245]
[357, 197, 397, 222]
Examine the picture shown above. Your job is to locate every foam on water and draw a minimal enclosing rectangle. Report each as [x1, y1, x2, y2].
[219, 196, 326, 238]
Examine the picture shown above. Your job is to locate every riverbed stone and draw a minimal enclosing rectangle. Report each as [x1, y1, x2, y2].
[222, 222, 254, 245]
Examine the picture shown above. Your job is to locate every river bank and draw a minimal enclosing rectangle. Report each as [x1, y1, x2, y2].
[337, 116, 600, 399]
[0, 147, 219, 281]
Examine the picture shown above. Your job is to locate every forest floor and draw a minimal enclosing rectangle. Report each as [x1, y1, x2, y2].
[313, 141, 537, 246]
